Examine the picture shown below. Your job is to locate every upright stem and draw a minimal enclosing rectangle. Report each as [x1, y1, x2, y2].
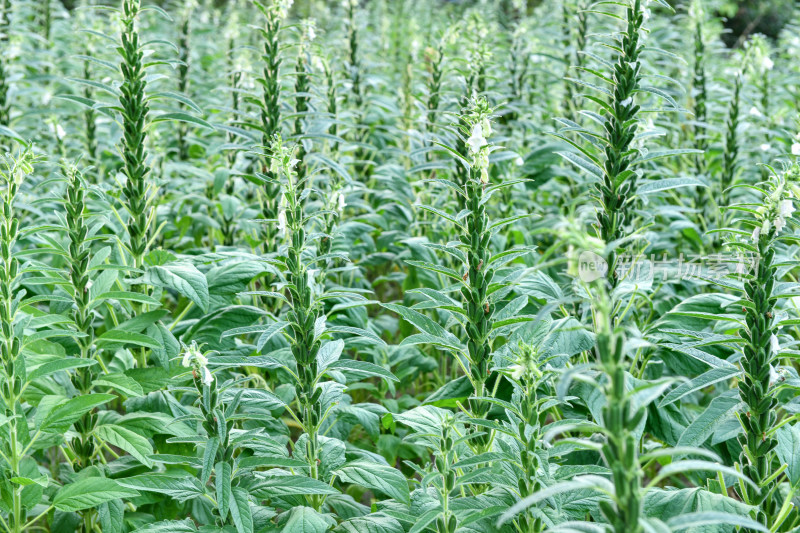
[118, 0, 151, 271]
[257, 7, 283, 253]
[595, 0, 644, 290]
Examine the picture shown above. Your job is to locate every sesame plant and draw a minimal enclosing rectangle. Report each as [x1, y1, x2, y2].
[4, 0, 800, 532]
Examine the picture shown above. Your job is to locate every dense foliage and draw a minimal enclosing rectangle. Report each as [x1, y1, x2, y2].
[1, 0, 800, 532]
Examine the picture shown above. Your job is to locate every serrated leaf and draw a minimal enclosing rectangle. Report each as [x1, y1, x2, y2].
[54, 477, 139, 512]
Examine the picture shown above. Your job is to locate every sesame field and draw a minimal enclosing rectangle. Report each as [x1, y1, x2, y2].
[1, 0, 800, 532]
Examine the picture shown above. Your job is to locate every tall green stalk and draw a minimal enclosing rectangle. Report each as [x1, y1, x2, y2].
[343, 0, 362, 108]
[176, 2, 192, 161]
[721, 70, 742, 199]
[457, 99, 495, 421]
[0, 150, 34, 533]
[593, 0, 645, 289]
[254, 0, 289, 253]
[272, 137, 325, 509]
[729, 165, 799, 531]
[293, 20, 313, 189]
[594, 285, 643, 533]
[691, 1, 707, 173]
[62, 164, 104, 533]
[0, 0, 12, 127]
[118, 0, 152, 271]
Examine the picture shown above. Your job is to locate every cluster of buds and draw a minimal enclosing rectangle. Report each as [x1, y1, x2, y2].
[751, 165, 800, 242]
[747, 34, 774, 74]
[508, 343, 543, 383]
[273, 0, 293, 20]
[181, 341, 213, 386]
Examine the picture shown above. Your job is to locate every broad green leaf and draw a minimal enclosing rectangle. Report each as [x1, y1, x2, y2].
[142, 263, 210, 312]
[333, 461, 410, 504]
[117, 474, 203, 501]
[95, 425, 155, 467]
[54, 477, 139, 512]
[42, 393, 116, 432]
[282, 507, 336, 533]
[248, 475, 339, 498]
[228, 487, 253, 533]
[325, 360, 398, 383]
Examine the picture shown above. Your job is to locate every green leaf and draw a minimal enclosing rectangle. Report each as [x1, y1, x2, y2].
[96, 330, 163, 350]
[667, 512, 768, 533]
[216, 462, 232, 520]
[133, 519, 198, 533]
[152, 112, 214, 130]
[95, 425, 155, 467]
[333, 516, 403, 533]
[659, 367, 740, 407]
[142, 263, 210, 312]
[248, 475, 339, 498]
[283, 507, 336, 533]
[93, 373, 145, 397]
[94, 291, 162, 307]
[42, 393, 116, 432]
[776, 424, 800, 486]
[201, 437, 219, 486]
[54, 477, 139, 512]
[676, 394, 742, 447]
[325, 360, 398, 383]
[333, 461, 410, 504]
[637, 177, 706, 195]
[27, 358, 97, 382]
[228, 487, 253, 533]
[117, 474, 203, 501]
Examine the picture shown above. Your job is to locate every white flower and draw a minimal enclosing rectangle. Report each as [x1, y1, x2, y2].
[762, 56, 774, 71]
[769, 365, 780, 386]
[56, 124, 66, 139]
[181, 342, 207, 370]
[480, 167, 489, 185]
[515, 156, 524, 166]
[775, 216, 786, 233]
[277, 209, 287, 234]
[780, 199, 795, 218]
[305, 21, 316, 42]
[337, 192, 346, 211]
[276, 0, 294, 18]
[307, 268, 320, 293]
[760, 143, 771, 152]
[735, 261, 746, 275]
[466, 123, 487, 154]
[84, 279, 93, 293]
[642, 8, 650, 21]
[761, 218, 771, 236]
[620, 97, 633, 107]
[509, 364, 524, 380]
[751, 225, 761, 242]
[289, 158, 300, 169]
[202, 366, 214, 386]
[749, 106, 763, 118]
[770, 334, 780, 354]
[792, 143, 800, 156]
